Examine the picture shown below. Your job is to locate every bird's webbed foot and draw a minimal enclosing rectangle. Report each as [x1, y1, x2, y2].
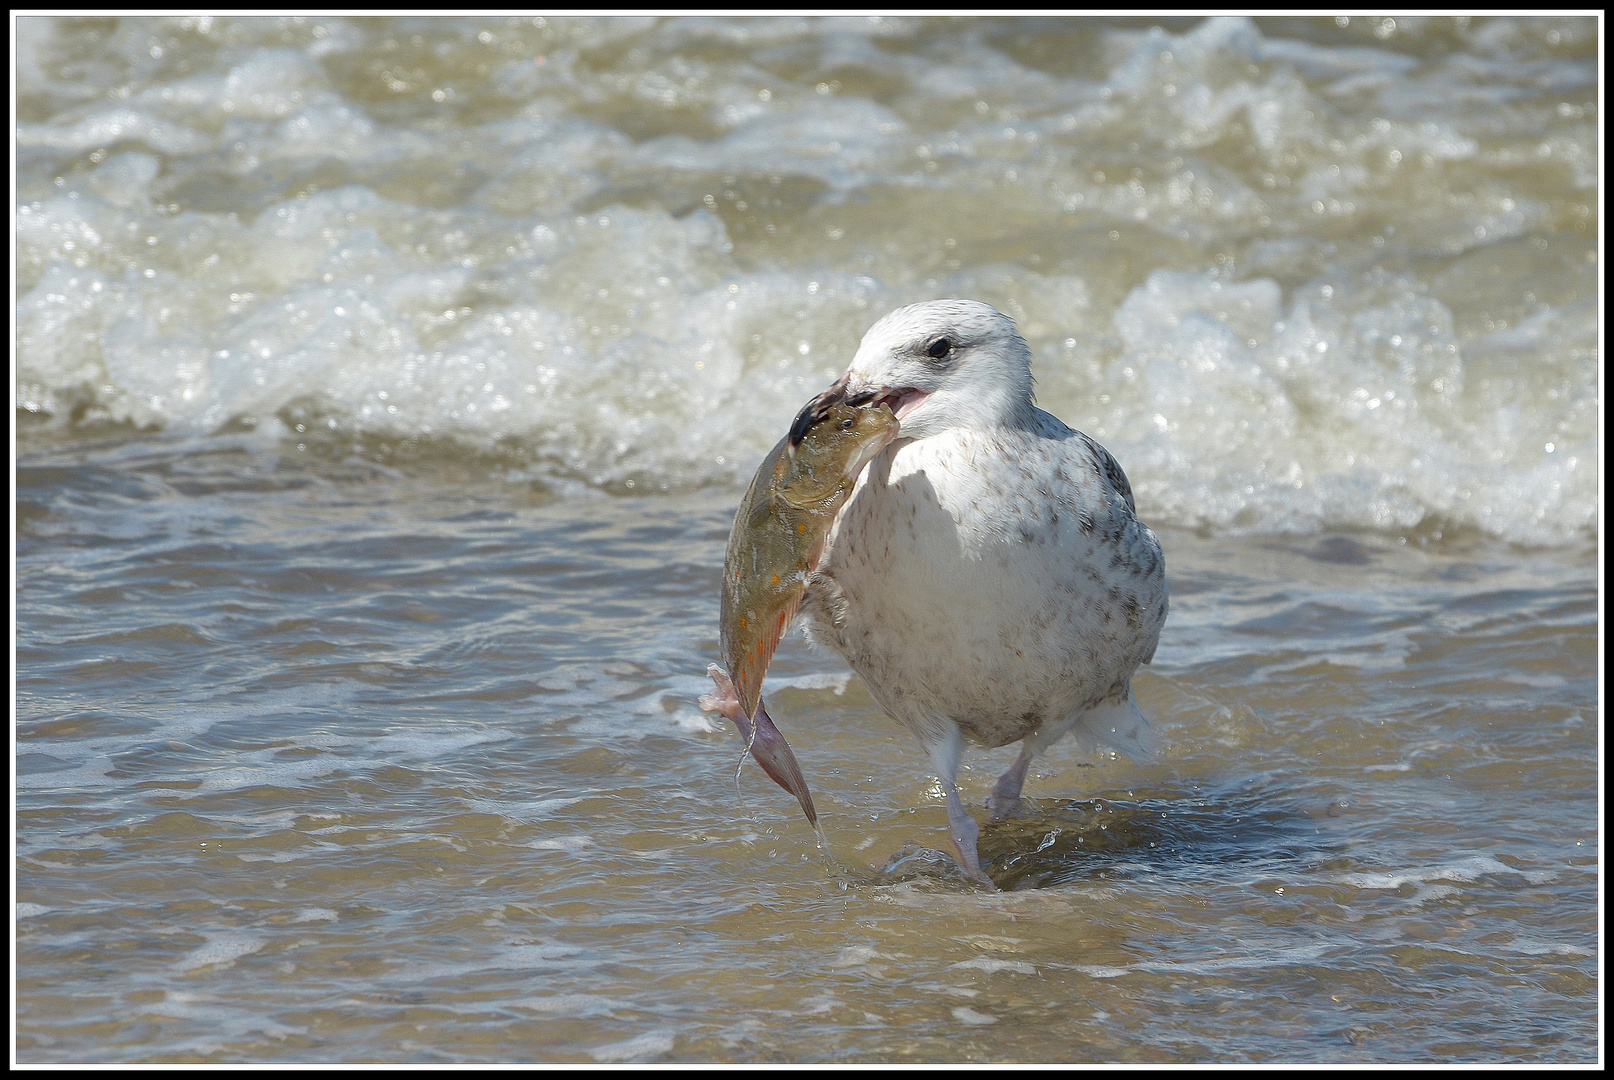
[984, 793, 1021, 823]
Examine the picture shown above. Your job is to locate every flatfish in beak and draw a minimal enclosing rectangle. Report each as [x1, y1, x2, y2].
[700, 398, 898, 825]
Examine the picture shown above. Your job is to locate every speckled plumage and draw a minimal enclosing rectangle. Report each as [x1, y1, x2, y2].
[797, 299, 1168, 886]
[805, 411, 1165, 750]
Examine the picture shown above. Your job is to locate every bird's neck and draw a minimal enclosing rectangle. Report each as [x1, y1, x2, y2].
[977, 385, 1040, 432]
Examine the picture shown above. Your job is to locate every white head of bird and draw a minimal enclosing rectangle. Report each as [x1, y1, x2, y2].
[843, 299, 1037, 439]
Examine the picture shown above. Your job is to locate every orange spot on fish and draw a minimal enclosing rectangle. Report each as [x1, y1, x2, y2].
[797, 523, 807, 533]
[772, 575, 781, 583]
[739, 617, 748, 629]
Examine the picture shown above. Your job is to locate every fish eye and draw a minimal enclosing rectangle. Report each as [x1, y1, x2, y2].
[926, 337, 953, 360]
[839, 417, 855, 430]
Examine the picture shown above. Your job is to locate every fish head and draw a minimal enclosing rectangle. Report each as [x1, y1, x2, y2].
[830, 299, 1037, 439]
[781, 401, 898, 506]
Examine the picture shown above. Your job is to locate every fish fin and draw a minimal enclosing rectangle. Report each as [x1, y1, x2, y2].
[735, 593, 800, 722]
[803, 532, 828, 574]
[704, 666, 817, 827]
[701, 663, 758, 750]
[749, 696, 817, 826]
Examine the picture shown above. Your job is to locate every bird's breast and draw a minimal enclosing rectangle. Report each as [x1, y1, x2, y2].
[811, 424, 1166, 743]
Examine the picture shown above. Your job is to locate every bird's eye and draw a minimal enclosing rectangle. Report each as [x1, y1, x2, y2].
[926, 337, 953, 360]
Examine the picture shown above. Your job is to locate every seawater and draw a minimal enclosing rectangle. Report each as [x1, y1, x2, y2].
[14, 16, 1600, 1063]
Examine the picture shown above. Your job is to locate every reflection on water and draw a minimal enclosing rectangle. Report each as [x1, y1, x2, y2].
[855, 790, 1328, 893]
[984, 791, 1327, 891]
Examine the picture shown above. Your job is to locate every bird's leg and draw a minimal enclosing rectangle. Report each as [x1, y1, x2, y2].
[942, 781, 995, 888]
[986, 743, 1035, 822]
[927, 730, 996, 889]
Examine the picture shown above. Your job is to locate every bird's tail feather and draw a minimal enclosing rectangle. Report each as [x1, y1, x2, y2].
[1066, 688, 1155, 761]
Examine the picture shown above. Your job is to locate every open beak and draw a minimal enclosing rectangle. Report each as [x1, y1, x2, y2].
[789, 373, 871, 446]
[788, 373, 929, 446]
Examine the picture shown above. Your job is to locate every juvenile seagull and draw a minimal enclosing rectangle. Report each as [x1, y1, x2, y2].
[798, 299, 1168, 886]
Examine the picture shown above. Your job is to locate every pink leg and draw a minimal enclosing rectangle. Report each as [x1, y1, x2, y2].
[927, 729, 996, 889]
[941, 777, 995, 888]
[986, 743, 1034, 822]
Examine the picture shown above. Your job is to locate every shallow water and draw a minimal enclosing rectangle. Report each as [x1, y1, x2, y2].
[14, 15, 1602, 1063]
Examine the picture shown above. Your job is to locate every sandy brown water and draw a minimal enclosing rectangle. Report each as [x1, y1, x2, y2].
[15, 436, 1599, 1062]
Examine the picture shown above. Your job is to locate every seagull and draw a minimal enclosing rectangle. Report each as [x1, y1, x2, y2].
[795, 299, 1168, 887]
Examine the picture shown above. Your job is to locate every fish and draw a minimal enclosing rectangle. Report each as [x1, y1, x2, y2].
[722, 398, 899, 720]
[700, 396, 898, 825]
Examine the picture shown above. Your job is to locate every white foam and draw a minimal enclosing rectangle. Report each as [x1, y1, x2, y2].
[528, 834, 596, 852]
[194, 755, 345, 793]
[1507, 941, 1594, 958]
[290, 907, 339, 923]
[368, 728, 513, 758]
[951, 957, 1038, 975]
[17, 106, 212, 154]
[1333, 854, 1545, 891]
[14, 16, 1596, 548]
[828, 944, 883, 969]
[511, 993, 620, 1018]
[668, 706, 722, 734]
[1075, 942, 1340, 978]
[482, 940, 587, 968]
[636, 96, 908, 190]
[234, 852, 303, 864]
[1085, 269, 1596, 546]
[912, 982, 980, 998]
[763, 671, 852, 695]
[951, 1006, 1000, 1026]
[1074, 964, 1131, 979]
[466, 796, 587, 823]
[589, 1031, 675, 1062]
[176, 935, 266, 971]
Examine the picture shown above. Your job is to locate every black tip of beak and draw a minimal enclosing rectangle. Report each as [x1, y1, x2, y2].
[787, 397, 825, 447]
[788, 375, 880, 446]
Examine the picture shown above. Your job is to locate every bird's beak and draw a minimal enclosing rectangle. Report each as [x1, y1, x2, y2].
[789, 372, 877, 446]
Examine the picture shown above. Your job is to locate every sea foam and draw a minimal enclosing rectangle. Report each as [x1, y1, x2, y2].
[16, 16, 1598, 547]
